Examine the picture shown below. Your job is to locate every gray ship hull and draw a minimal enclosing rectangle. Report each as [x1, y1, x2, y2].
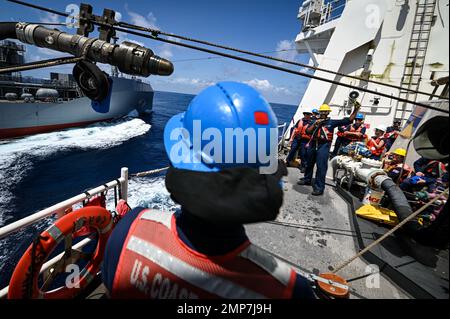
[0, 77, 153, 139]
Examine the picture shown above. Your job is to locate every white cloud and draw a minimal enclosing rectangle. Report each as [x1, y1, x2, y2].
[125, 4, 159, 30]
[124, 5, 175, 61]
[244, 79, 272, 91]
[159, 44, 174, 59]
[275, 40, 297, 64]
[169, 77, 215, 88]
[40, 12, 61, 24]
[243, 78, 293, 95]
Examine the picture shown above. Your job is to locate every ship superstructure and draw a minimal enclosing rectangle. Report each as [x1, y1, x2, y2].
[288, 0, 449, 136]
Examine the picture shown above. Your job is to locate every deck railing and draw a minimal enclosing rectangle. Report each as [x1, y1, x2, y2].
[0, 168, 129, 298]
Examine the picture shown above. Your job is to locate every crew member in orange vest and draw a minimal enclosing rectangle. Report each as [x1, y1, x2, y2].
[102, 82, 316, 299]
[383, 148, 413, 183]
[286, 111, 313, 172]
[331, 113, 366, 158]
[298, 103, 361, 196]
[413, 157, 447, 180]
[367, 124, 387, 160]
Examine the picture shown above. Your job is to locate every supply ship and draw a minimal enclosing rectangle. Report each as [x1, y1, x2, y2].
[0, 40, 154, 139]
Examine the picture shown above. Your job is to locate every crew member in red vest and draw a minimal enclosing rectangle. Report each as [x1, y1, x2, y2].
[413, 157, 447, 180]
[331, 113, 366, 158]
[102, 82, 316, 299]
[298, 103, 360, 196]
[367, 124, 387, 160]
[383, 148, 413, 183]
[286, 110, 313, 172]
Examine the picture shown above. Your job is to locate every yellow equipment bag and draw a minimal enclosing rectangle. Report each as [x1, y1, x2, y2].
[355, 204, 399, 226]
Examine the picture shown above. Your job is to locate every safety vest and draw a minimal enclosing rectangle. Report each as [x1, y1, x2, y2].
[300, 122, 311, 140]
[315, 125, 334, 143]
[385, 128, 399, 140]
[111, 209, 297, 299]
[292, 119, 311, 140]
[336, 126, 346, 138]
[367, 137, 385, 156]
[423, 161, 446, 178]
[347, 125, 365, 142]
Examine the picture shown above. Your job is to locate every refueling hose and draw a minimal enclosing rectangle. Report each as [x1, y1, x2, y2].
[0, 22, 17, 40]
[380, 178, 421, 236]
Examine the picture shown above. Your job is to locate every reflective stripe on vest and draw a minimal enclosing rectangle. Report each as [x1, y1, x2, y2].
[317, 126, 333, 142]
[126, 235, 266, 299]
[239, 244, 292, 286]
[111, 209, 296, 299]
[140, 209, 172, 229]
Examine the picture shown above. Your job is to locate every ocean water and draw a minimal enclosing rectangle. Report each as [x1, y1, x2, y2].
[0, 91, 297, 288]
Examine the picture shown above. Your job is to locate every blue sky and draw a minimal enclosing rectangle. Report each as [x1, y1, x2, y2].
[2, 0, 312, 104]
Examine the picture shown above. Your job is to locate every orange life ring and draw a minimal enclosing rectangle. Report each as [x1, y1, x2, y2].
[8, 206, 113, 299]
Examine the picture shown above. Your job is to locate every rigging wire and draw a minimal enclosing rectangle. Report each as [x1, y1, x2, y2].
[25, 22, 68, 26]
[116, 21, 445, 100]
[171, 49, 299, 63]
[98, 26, 450, 113]
[5, 0, 450, 114]
[7, 0, 446, 100]
[0, 56, 84, 74]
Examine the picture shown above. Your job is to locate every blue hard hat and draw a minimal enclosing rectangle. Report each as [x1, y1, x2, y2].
[356, 113, 364, 120]
[163, 82, 279, 172]
[312, 108, 319, 114]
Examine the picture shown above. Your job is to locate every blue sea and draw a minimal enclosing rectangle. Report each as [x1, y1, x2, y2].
[0, 91, 297, 288]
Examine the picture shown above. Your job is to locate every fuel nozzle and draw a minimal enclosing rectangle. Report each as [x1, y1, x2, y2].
[151, 55, 175, 76]
[113, 41, 173, 77]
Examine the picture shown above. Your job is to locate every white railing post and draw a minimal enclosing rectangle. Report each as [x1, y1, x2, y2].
[121, 167, 128, 201]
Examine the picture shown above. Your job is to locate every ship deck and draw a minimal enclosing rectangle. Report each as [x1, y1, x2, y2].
[246, 167, 410, 299]
[86, 167, 449, 300]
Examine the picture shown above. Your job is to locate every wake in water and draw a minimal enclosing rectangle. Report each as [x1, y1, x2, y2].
[0, 117, 151, 227]
[0, 117, 183, 283]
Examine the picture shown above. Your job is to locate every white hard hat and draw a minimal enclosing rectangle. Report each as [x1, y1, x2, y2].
[375, 124, 387, 132]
